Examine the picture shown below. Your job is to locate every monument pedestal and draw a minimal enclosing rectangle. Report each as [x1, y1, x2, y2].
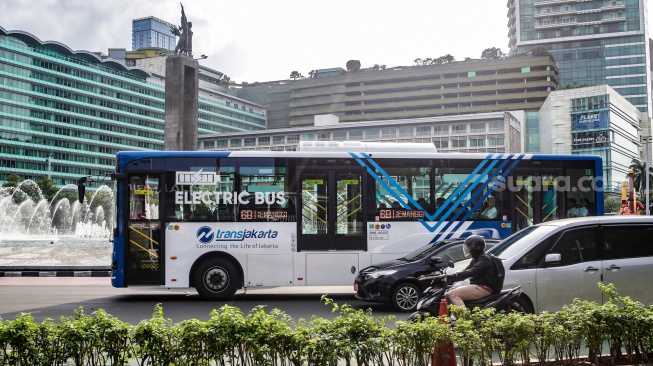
[164, 55, 199, 151]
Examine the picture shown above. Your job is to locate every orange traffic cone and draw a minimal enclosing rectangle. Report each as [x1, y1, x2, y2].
[432, 299, 457, 366]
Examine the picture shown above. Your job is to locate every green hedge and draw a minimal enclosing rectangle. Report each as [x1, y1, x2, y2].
[1, 283, 652, 366]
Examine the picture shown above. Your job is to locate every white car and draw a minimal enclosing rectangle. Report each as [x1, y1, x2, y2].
[452, 216, 653, 313]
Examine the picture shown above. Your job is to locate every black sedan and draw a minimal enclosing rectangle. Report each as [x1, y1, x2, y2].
[354, 238, 499, 312]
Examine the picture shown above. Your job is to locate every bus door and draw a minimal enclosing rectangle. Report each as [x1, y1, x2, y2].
[126, 174, 163, 284]
[298, 168, 366, 251]
[510, 172, 562, 233]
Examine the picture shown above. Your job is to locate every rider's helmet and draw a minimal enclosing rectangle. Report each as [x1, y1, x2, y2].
[463, 235, 486, 257]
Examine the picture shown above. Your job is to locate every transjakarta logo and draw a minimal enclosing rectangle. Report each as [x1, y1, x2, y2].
[196, 226, 279, 242]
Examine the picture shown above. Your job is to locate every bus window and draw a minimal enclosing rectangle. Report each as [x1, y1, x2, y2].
[372, 160, 432, 220]
[237, 158, 293, 222]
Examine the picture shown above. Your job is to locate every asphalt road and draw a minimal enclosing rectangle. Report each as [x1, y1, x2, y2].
[0, 277, 404, 326]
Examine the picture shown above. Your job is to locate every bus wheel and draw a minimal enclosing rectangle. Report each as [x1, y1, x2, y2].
[391, 283, 420, 312]
[193, 258, 239, 300]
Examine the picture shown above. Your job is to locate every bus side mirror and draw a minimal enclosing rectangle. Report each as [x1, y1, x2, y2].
[77, 177, 86, 203]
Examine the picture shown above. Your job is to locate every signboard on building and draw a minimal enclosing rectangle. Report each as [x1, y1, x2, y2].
[572, 111, 609, 131]
[572, 130, 610, 149]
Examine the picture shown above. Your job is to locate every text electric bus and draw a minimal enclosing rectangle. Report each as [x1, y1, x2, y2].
[79, 142, 604, 300]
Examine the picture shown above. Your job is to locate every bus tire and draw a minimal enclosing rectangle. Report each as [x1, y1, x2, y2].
[391, 282, 420, 312]
[193, 258, 239, 301]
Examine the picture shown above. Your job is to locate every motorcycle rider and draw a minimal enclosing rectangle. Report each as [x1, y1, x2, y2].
[442, 235, 501, 307]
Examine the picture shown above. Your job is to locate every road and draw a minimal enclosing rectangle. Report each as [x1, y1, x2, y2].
[0, 277, 403, 325]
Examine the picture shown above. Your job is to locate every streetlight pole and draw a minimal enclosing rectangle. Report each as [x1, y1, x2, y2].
[644, 136, 652, 215]
[46, 153, 53, 179]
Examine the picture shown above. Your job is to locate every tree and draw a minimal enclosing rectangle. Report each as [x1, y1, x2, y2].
[628, 158, 653, 196]
[440, 54, 455, 64]
[308, 70, 317, 78]
[531, 46, 550, 57]
[346, 60, 361, 72]
[481, 47, 504, 59]
[289, 71, 304, 80]
[2, 173, 20, 187]
[604, 197, 620, 213]
[37, 177, 59, 201]
[370, 64, 386, 70]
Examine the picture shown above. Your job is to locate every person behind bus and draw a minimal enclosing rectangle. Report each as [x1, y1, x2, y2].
[578, 198, 590, 217]
[442, 235, 502, 307]
[478, 196, 498, 219]
[567, 198, 580, 218]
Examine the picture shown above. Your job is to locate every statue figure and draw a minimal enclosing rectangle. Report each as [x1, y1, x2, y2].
[171, 3, 193, 58]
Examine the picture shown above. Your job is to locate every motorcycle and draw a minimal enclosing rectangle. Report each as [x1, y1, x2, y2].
[407, 256, 527, 322]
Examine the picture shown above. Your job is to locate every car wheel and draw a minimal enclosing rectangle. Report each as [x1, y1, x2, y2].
[391, 283, 420, 312]
[193, 258, 239, 301]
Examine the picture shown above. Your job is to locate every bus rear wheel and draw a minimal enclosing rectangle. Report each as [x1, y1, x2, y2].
[193, 258, 239, 300]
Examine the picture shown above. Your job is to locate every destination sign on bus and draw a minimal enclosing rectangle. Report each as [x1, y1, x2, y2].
[175, 191, 286, 205]
[378, 209, 425, 219]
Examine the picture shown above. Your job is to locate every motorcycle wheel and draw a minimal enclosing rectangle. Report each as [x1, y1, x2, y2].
[407, 311, 429, 322]
[507, 296, 532, 314]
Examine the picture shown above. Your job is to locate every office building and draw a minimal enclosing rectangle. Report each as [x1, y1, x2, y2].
[506, 0, 652, 124]
[199, 112, 524, 154]
[0, 26, 266, 187]
[539, 85, 641, 193]
[242, 56, 558, 129]
[132, 16, 176, 51]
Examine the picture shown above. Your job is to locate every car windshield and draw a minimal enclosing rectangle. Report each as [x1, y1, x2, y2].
[487, 225, 558, 259]
[402, 241, 450, 261]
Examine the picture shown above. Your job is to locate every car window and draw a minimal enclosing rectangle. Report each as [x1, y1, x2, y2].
[490, 225, 557, 259]
[402, 241, 447, 261]
[602, 225, 653, 259]
[438, 243, 466, 262]
[512, 234, 559, 270]
[548, 227, 597, 266]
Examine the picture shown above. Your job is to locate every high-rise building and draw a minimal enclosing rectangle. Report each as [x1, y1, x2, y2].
[240, 56, 558, 129]
[507, 0, 652, 122]
[0, 26, 266, 187]
[132, 16, 176, 51]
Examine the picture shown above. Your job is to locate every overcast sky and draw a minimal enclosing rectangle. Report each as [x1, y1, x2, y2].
[0, 0, 564, 83]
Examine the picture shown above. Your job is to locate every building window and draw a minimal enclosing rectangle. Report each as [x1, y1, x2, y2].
[470, 123, 486, 133]
[452, 124, 466, 134]
[468, 71, 476, 77]
[365, 129, 380, 139]
[521, 67, 531, 73]
[470, 138, 486, 147]
[287, 135, 299, 144]
[244, 137, 256, 146]
[349, 130, 363, 140]
[489, 121, 504, 132]
[318, 132, 331, 141]
[381, 128, 396, 138]
[333, 131, 347, 140]
[258, 137, 270, 146]
[230, 138, 242, 147]
[433, 125, 448, 135]
[452, 139, 467, 148]
[416, 126, 432, 135]
[434, 140, 448, 149]
[273, 136, 285, 144]
[399, 127, 413, 137]
[301, 133, 316, 141]
[489, 136, 505, 146]
[216, 140, 228, 148]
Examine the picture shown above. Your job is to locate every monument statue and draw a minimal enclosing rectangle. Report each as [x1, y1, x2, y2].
[171, 3, 193, 58]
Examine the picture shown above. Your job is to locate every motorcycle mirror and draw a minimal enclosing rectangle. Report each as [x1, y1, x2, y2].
[448, 261, 455, 268]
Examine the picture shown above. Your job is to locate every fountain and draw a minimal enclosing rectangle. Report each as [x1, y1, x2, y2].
[0, 182, 113, 245]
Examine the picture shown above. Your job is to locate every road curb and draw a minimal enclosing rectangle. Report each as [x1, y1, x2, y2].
[0, 266, 111, 277]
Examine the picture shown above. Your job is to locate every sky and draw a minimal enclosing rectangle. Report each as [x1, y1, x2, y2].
[2, 1, 530, 83]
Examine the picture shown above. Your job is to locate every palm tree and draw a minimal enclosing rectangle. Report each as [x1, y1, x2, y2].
[628, 158, 653, 195]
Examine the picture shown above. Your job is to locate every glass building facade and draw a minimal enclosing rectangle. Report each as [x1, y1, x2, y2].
[132, 17, 177, 51]
[0, 28, 265, 188]
[508, 0, 652, 115]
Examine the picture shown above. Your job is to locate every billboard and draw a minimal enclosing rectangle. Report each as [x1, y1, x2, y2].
[572, 111, 609, 131]
[572, 130, 610, 149]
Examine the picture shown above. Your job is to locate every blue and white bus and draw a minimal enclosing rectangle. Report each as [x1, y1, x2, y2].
[79, 142, 604, 300]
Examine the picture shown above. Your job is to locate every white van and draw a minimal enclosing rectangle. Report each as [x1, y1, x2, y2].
[453, 216, 653, 313]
